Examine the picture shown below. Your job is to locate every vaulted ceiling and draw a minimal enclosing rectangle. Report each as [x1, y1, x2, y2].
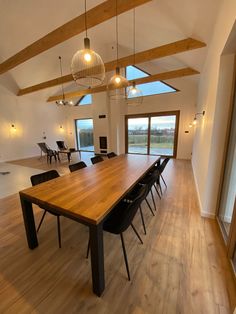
[0, 0, 222, 100]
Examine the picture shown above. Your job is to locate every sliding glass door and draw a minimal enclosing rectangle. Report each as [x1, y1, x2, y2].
[126, 111, 179, 157]
[150, 115, 176, 156]
[127, 117, 149, 154]
[75, 119, 94, 152]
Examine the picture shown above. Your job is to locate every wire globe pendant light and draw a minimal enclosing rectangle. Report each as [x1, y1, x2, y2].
[127, 9, 143, 105]
[56, 56, 74, 106]
[109, 0, 128, 100]
[71, 0, 105, 88]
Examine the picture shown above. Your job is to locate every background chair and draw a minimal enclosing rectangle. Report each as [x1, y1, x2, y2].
[159, 157, 170, 188]
[37, 142, 60, 164]
[91, 156, 104, 164]
[107, 152, 117, 159]
[69, 161, 87, 172]
[56, 140, 68, 150]
[30, 170, 62, 248]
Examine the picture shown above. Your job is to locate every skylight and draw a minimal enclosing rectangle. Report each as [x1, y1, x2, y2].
[126, 65, 177, 97]
[79, 94, 92, 105]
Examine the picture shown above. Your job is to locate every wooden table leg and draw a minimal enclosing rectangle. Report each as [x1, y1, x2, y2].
[20, 195, 38, 249]
[89, 223, 105, 297]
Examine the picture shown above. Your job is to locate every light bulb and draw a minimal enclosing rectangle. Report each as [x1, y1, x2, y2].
[115, 76, 121, 84]
[193, 119, 197, 125]
[189, 123, 193, 128]
[131, 87, 137, 95]
[84, 52, 92, 62]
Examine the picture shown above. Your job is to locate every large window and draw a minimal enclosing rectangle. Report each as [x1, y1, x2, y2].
[126, 65, 177, 98]
[75, 119, 94, 151]
[126, 111, 179, 157]
[78, 94, 92, 105]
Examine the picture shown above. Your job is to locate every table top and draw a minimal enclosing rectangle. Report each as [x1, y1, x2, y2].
[20, 154, 160, 225]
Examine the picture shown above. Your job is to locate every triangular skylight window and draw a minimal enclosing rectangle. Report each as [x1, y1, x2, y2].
[126, 65, 177, 97]
[78, 94, 92, 105]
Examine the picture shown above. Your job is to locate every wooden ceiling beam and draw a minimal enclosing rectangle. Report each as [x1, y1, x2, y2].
[18, 38, 206, 96]
[47, 67, 199, 102]
[0, 0, 151, 75]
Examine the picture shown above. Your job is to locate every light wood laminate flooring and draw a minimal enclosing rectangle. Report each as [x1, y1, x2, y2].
[0, 158, 235, 313]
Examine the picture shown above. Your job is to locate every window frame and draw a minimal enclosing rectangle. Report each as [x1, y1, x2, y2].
[125, 110, 180, 158]
[75, 118, 95, 152]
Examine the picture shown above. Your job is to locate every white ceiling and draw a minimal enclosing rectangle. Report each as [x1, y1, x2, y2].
[0, 0, 222, 98]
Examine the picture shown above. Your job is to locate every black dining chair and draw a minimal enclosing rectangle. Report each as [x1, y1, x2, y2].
[107, 152, 117, 159]
[159, 157, 170, 188]
[91, 156, 104, 164]
[30, 170, 62, 248]
[87, 185, 147, 281]
[69, 161, 87, 172]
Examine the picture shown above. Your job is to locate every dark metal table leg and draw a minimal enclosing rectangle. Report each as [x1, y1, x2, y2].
[89, 223, 105, 297]
[67, 152, 71, 162]
[20, 196, 38, 249]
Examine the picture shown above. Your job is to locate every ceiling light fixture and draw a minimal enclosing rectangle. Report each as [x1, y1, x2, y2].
[109, 0, 128, 99]
[71, 0, 105, 88]
[56, 56, 74, 107]
[127, 8, 143, 105]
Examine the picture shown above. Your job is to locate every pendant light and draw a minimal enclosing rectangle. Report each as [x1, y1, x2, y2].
[109, 0, 128, 99]
[71, 0, 105, 88]
[127, 9, 143, 105]
[56, 56, 74, 107]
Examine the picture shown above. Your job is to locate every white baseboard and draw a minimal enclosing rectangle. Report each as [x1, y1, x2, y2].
[200, 211, 216, 219]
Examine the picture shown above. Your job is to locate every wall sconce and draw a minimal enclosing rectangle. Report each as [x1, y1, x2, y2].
[189, 110, 205, 127]
[11, 124, 16, 132]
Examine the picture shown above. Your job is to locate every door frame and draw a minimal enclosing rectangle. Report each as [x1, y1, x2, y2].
[74, 118, 95, 152]
[125, 110, 180, 158]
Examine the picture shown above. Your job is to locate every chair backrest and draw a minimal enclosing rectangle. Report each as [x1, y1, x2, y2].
[37, 142, 50, 154]
[69, 161, 87, 172]
[107, 152, 117, 159]
[159, 157, 170, 174]
[103, 185, 147, 234]
[56, 141, 67, 150]
[31, 170, 60, 186]
[91, 156, 104, 165]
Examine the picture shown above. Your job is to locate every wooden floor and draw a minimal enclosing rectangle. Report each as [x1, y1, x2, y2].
[0, 159, 235, 313]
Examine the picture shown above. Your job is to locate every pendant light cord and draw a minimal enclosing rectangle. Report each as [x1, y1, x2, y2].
[133, 8, 135, 65]
[59, 56, 65, 100]
[85, 0, 88, 37]
[116, 0, 119, 65]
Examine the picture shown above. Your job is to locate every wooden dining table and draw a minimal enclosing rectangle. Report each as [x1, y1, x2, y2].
[19, 154, 160, 296]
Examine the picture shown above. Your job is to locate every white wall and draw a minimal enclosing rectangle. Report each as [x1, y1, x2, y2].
[192, 0, 236, 217]
[0, 81, 67, 162]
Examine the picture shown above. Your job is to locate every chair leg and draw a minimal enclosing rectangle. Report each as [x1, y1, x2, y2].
[139, 206, 146, 235]
[158, 180, 163, 195]
[57, 216, 62, 248]
[37, 210, 47, 232]
[161, 174, 167, 188]
[154, 184, 161, 199]
[150, 189, 157, 211]
[130, 223, 143, 244]
[86, 236, 90, 259]
[145, 198, 155, 216]
[120, 233, 131, 281]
